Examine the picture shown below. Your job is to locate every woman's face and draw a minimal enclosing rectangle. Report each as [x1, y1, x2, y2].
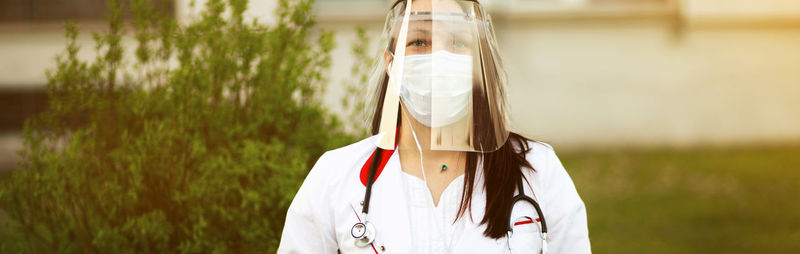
[400, 0, 476, 56]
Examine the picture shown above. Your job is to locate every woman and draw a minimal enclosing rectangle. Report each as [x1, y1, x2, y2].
[278, 0, 590, 253]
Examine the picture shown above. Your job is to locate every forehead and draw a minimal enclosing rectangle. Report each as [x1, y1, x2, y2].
[406, 19, 474, 34]
[410, 0, 465, 13]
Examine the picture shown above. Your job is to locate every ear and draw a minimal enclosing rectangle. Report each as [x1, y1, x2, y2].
[384, 49, 394, 77]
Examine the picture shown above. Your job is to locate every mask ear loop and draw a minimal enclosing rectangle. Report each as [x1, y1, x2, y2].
[404, 106, 448, 252]
[405, 110, 428, 184]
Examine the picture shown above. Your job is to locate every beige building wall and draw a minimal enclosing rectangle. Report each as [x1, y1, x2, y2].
[499, 21, 800, 147]
[685, 0, 800, 18]
[1, 0, 799, 151]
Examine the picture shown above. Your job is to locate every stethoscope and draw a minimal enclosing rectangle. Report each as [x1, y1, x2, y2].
[507, 177, 549, 253]
[350, 147, 385, 248]
[351, 147, 549, 253]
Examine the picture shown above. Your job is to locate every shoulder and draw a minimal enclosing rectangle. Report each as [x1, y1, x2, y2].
[317, 136, 376, 167]
[304, 135, 379, 186]
[520, 140, 582, 203]
[282, 137, 380, 252]
[520, 141, 591, 252]
[316, 135, 378, 166]
[523, 140, 556, 169]
[287, 135, 377, 212]
[518, 140, 560, 181]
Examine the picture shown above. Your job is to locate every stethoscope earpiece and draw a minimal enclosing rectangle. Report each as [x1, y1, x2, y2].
[351, 221, 376, 247]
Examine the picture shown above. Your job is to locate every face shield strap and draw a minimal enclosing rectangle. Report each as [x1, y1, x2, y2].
[391, 11, 481, 23]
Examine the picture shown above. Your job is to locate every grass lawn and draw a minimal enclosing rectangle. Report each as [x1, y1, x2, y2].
[560, 145, 800, 254]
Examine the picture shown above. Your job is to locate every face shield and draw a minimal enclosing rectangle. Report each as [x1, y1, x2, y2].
[371, 0, 509, 153]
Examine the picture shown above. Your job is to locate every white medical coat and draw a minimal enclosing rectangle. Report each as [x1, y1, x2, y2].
[278, 136, 591, 253]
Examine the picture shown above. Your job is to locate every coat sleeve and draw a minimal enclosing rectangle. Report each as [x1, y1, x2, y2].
[536, 144, 592, 254]
[278, 152, 339, 254]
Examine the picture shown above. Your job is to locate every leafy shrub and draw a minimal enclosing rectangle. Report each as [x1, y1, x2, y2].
[0, 0, 351, 252]
[340, 27, 375, 138]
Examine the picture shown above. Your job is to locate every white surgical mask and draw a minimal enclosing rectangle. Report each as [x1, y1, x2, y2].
[398, 50, 473, 127]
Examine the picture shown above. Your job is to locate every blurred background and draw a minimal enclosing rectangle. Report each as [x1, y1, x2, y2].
[1, 0, 799, 253]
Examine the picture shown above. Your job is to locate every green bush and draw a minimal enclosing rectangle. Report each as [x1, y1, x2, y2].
[0, 0, 351, 252]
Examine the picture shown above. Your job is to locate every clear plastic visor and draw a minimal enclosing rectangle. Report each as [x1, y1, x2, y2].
[374, 0, 509, 152]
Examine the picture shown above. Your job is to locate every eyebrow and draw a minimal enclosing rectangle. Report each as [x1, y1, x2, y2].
[409, 27, 431, 34]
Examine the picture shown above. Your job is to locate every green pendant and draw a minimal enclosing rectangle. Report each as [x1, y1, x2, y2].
[441, 164, 447, 171]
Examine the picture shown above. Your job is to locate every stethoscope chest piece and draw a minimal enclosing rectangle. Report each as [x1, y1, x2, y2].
[351, 221, 376, 247]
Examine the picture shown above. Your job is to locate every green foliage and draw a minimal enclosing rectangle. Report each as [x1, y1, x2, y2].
[340, 27, 375, 138]
[0, 0, 351, 252]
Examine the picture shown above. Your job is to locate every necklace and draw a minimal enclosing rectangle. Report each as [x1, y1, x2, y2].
[440, 152, 462, 172]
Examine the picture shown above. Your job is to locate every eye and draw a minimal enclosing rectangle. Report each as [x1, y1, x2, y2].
[407, 39, 428, 47]
[453, 40, 467, 49]
[452, 34, 473, 50]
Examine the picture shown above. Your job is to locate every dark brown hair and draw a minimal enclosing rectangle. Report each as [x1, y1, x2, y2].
[372, 0, 535, 239]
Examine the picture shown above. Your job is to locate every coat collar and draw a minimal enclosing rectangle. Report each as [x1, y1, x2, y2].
[349, 148, 504, 253]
